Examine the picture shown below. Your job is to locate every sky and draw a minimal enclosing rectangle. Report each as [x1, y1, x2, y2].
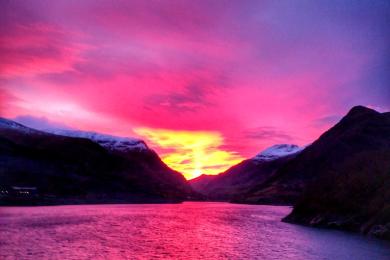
[1, 0, 389, 179]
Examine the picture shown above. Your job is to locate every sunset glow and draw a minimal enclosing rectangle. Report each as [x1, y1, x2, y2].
[1, 0, 389, 179]
[135, 128, 243, 179]
[1, 2, 390, 259]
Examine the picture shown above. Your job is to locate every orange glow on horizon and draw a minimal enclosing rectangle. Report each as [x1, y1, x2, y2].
[135, 128, 244, 180]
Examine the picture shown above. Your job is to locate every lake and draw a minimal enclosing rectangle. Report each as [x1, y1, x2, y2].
[0, 202, 389, 259]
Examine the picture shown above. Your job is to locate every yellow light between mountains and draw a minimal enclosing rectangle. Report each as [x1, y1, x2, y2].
[134, 128, 244, 180]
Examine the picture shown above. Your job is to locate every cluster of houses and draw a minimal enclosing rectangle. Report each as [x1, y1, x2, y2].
[0, 186, 38, 203]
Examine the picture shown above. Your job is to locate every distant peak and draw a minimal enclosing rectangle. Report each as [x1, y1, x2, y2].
[346, 106, 378, 117]
[253, 144, 303, 162]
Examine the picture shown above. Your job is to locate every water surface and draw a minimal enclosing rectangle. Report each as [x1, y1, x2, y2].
[1, 202, 389, 259]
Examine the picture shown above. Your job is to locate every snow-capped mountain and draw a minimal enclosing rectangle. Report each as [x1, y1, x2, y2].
[191, 143, 305, 200]
[253, 144, 303, 162]
[0, 117, 195, 204]
[0, 117, 148, 152]
[48, 129, 149, 152]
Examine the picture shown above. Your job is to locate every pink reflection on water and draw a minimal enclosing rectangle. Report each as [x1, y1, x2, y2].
[1, 203, 389, 259]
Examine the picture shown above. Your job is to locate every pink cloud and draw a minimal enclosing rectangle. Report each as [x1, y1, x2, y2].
[0, 23, 89, 78]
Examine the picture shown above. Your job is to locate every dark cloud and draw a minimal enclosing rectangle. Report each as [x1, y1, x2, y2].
[37, 71, 80, 85]
[243, 126, 295, 143]
[144, 84, 212, 113]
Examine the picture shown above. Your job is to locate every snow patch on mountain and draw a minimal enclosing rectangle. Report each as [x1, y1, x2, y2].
[253, 144, 303, 161]
[48, 129, 149, 152]
[0, 118, 39, 134]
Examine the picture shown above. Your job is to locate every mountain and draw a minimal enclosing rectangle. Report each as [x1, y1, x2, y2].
[253, 144, 303, 161]
[230, 106, 390, 239]
[190, 144, 303, 201]
[278, 106, 390, 239]
[192, 105, 390, 239]
[236, 106, 390, 205]
[47, 129, 148, 152]
[0, 118, 196, 205]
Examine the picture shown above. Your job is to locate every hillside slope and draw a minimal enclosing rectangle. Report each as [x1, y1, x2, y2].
[0, 118, 195, 205]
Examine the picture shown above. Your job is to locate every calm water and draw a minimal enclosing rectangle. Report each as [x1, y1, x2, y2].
[0, 203, 389, 259]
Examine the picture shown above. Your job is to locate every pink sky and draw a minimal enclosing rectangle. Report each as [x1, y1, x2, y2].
[1, 0, 389, 178]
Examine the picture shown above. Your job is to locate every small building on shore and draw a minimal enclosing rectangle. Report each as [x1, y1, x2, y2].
[10, 186, 38, 197]
[0, 186, 38, 200]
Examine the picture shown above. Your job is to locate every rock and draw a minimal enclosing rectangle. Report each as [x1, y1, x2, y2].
[368, 224, 390, 240]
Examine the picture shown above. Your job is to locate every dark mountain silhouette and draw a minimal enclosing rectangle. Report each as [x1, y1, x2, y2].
[233, 107, 389, 205]
[0, 118, 196, 205]
[190, 144, 303, 201]
[279, 106, 390, 239]
[192, 105, 390, 239]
